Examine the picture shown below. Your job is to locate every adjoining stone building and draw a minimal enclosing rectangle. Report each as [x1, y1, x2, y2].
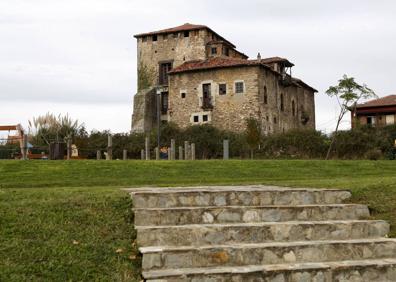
[131, 23, 317, 134]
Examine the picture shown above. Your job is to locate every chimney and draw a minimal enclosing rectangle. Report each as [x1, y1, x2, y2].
[257, 52, 261, 60]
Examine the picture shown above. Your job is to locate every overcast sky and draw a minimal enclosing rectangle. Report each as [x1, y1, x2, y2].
[1, 0, 396, 137]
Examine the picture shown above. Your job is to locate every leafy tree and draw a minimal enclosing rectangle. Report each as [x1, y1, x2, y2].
[325, 75, 376, 159]
[245, 117, 261, 159]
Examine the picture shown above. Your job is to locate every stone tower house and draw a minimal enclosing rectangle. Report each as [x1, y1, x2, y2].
[131, 23, 316, 133]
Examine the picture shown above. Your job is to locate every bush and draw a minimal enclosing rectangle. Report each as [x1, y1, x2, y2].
[365, 149, 383, 160]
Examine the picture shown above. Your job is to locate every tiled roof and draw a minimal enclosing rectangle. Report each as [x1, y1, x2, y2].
[258, 57, 294, 67]
[357, 95, 396, 108]
[134, 23, 236, 48]
[168, 57, 264, 74]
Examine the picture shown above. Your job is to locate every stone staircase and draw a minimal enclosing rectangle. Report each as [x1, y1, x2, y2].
[128, 186, 396, 282]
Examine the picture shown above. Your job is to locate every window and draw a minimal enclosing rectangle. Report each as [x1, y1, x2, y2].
[203, 115, 208, 122]
[211, 47, 217, 55]
[235, 81, 244, 94]
[367, 116, 376, 126]
[181, 92, 186, 99]
[273, 116, 277, 124]
[161, 92, 168, 114]
[219, 84, 227, 95]
[152, 35, 158, 41]
[224, 48, 230, 56]
[266, 115, 269, 122]
[263, 86, 268, 104]
[163, 34, 168, 40]
[280, 93, 284, 111]
[193, 115, 199, 123]
[159, 62, 172, 85]
[184, 31, 190, 37]
[142, 36, 147, 42]
[292, 100, 296, 116]
[202, 83, 212, 109]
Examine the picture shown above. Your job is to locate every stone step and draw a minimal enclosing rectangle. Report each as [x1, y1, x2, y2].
[134, 204, 370, 226]
[143, 258, 396, 282]
[140, 238, 396, 271]
[128, 186, 351, 208]
[136, 220, 389, 247]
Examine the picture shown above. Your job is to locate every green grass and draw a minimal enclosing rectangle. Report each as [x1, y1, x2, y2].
[0, 159, 395, 281]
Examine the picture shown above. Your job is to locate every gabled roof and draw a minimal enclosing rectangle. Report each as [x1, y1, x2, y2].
[134, 23, 236, 48]
[168, 57, 267, 74]
[357, 95, 396, 108]
[258, 57, 294, 67]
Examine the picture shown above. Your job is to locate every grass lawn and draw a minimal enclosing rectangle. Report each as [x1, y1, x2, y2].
[0, 159, 395, 281]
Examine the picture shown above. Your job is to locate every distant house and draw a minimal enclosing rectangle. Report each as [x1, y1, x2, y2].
[351, 95, 396, 128]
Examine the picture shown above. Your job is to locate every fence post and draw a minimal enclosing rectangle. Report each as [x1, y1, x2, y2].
[97, 150, 101, 160]
[123, 149, 127, 160]
[223, 139, 229, 160]
[155, 147, 160, 160]
[168, 148, 171, 160]
[107, 134, 112, 160]
[179, 146, 183, 160]
[22, 134, 28, 160]
[171, 139, 176, 160]
[191, 143, 196, 160]
[145, 137, 150, 160]
[184, 141, 189, 160]
[141, 149, 145, 160]
[66, 137, 72, 160]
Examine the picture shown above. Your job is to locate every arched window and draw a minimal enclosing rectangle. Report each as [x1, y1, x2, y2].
[263, 86, 268, 104]
[280, 93, 284, 111]
[292, 100, 296, 116]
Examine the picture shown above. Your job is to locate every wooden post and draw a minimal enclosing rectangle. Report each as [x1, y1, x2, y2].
[145, 137, 150, 160]
[184, 141, 189, 160]
[107, 134, 112, 160]
[223, 139, 229, 160]
[123, 149, 127, 160]
[191, 143, 196, 160]
[22, 134, 28, 160]
[141, 149, 145, 160]
[66, 137, 72, 160]
[155, 147, 159, 160]
[96, 150, 101, 160]
[167, 148, 171, 160]
[179, 146, 183, 160]
[171, 139, 176, 160]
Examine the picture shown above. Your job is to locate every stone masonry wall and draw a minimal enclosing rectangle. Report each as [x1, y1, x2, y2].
[168, 66, 261, 132]
[169, 66, 316, 133]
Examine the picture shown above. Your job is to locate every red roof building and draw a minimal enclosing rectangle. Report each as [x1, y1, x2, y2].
[351, 95, 396, 128]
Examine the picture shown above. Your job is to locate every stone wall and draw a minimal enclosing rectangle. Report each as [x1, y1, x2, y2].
[168, 66, 316, 133]
[131, 87, 157, 133]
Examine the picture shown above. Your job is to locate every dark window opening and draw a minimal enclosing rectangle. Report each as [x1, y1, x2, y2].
[280, 93, 284, 111]
[181, 92, 186, 99]
[266, 115, 269, 122]
[202, 83, 213, 109]
[211, 47, 217, 55]
[273, 116, 277, 124]
[159, 62, 172, 85]
[203, 115, 208, 122]
[163, 34, 168, 40]
[152, 35, 157, 41]
[235, 82, 244, 94]
[264, 86, 268, 104]
[224, 47, 229, 56]
[184, 31, 190, 37]
[193, 115, 199, 123]
[161, 92, 169, 114]
[219, 84, 227, 95]
[292, 100, 296, 116]
[367, 116, 375, 125]
[142, 36, 147, 42]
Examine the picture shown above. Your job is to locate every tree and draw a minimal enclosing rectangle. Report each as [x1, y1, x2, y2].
[245, 117, 261, 159]
[28, 113, 84, 145]
[325, 75, 376, 159]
